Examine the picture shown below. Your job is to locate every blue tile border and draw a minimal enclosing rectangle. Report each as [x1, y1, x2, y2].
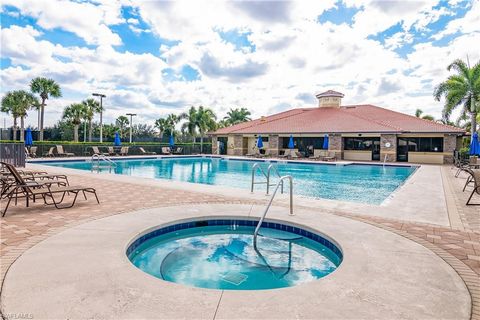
[127, 219, 343, 262]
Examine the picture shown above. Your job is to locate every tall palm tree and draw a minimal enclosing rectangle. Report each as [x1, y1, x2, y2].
[1, 91, 38, 141]
[223, 107, 251, 125]
[155, 113, 180, 139]
[116, 115, 129, 138]
[1, 92, 20, 141]
[15, 91, 38, 141]
[434, 58, 480, 135]
[414, 108, 434, 121]
[82, 98, 102, 142]
[30, 77, 62, 141]
[180, 106, 199, 144]
[63, 103, 86, 142]
[196, 106, 217, 153]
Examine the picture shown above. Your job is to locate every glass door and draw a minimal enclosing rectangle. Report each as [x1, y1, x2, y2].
[372, 138, 381, 161]
[396, 138, 408, 162]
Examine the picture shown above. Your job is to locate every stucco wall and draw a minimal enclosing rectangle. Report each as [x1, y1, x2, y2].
[211, 135, 218, 154]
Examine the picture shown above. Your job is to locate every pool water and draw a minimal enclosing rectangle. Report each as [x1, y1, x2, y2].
[128, 221, 341, 290]
[43, 157, 416, 204]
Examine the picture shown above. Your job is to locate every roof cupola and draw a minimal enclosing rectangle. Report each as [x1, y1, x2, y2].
[315, 90, 344, 108]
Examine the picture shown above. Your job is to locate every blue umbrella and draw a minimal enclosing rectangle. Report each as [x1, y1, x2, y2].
[322, 134, 329, 149]
[257, 135, 263, 148]
[25, 128, 33, 146]
[470, 132, 480, 156]
[169, 135, 175, 147]
[288, 135, 294, 149]
[114, 132, 121, 146]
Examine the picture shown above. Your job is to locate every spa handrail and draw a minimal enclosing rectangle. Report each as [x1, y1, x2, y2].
[253, 175, 293, 250]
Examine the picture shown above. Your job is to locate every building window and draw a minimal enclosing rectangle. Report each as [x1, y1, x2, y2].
[281, 137, 325, 150]
[255, 136, 269, 142]
[405, 137, 443, 152]
[343, 137, 379, 151]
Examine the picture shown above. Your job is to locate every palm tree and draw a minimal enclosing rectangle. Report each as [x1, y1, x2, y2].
[223, 107, 251, 125]
[82, 98, 102, 142]
[155, 114, 180, 139]
[116, 115, 129, 138]
[63, 103, 86, 142]
[196, 106, 217, 153]
[1, 92, 20, 140]
[1, 91, 38, 141]
[30, 77, 62, 141]
[180, 106, 199, 144]
[434, 58, 480, 135]
[414, 108, 434, 121]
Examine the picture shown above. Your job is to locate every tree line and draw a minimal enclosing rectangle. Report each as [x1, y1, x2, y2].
[1, 77, 252, 148]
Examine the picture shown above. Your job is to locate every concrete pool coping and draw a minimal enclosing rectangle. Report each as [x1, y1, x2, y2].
[26, 158, 450, 227]
[1, 204, 470, 319]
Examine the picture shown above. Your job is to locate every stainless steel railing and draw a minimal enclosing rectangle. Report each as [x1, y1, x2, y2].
[251, 162, 284, 195]
[253, 175, 293, 250]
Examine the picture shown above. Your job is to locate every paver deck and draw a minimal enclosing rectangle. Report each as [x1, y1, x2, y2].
[1, 163, 479, 319]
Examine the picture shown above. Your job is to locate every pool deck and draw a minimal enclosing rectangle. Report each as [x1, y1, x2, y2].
[1, 157, 479, 319]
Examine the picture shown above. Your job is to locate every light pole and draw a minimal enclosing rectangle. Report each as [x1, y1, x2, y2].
[126, 113, 137, 143]
[92, 93, 106, 143]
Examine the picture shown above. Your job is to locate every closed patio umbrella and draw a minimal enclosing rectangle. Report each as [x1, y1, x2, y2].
[169, 135, 175, 147]
[257, 135, 263, 149]
[470, 132, 480, 156]
[322, 134, 329, 149]
[114, 132, 121, 146]
[288, 135, 294, 149]
[25, 128, 33, 146]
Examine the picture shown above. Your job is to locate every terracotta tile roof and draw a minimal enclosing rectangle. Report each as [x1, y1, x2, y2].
[212, 104, 465, 135]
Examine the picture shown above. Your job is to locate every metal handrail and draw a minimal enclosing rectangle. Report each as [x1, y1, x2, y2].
[267, 163, 283, 195]
[91, 154, 117, 166]
[251, 162, 284, 195]
[253, 175, 293, 250]
[251, 163, 268, 192]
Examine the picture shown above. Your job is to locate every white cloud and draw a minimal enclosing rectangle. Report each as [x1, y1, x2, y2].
[1, 0, 480, 130]
[1, 0, 124, 45]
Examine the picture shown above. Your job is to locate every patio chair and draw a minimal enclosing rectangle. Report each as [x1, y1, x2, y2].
[92, 146, 109, 156]
[1, 162, 99, 217]
[119, 146, 129, 156]
[139, 147, 156, 155]
[323, 151, 336, 162]
[311, 150, 328, 161]
[56, 145, 74, 157]
[30, 146, 37, 158]
[162, 147, 172, 155]
[466, 169, 480, 205]
[173, 147, 183, 155]
[43, 147, 55, 157]
[107, 147, 116, 156]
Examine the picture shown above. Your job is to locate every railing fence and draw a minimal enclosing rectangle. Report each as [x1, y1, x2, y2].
[0, 143, 26, 167]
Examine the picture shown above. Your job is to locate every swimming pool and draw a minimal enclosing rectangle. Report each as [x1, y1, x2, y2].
[42, 157, 416, 204]
[127, 219, 342, 290]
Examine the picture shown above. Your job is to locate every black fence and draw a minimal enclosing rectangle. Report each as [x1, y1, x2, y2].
[27, 143, 212, 157]
[0, 143, 26, 167]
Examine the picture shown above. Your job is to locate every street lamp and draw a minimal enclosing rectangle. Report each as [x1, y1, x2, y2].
[126, 113, 137, 143]
[92, 93, 106, 143]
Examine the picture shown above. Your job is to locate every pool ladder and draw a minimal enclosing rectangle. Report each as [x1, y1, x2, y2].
[251, 163, 284, 195]
[91, 154, 116, 172]
[253, 175, 293, 250]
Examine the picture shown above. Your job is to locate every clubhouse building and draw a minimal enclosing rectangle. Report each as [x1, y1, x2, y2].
[210, 90, 465, 164]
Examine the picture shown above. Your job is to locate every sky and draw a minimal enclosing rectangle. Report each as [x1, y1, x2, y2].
[1, 0, 479, 128]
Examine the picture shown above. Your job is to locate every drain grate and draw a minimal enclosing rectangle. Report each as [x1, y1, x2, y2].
[221, 272, 248, 285]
